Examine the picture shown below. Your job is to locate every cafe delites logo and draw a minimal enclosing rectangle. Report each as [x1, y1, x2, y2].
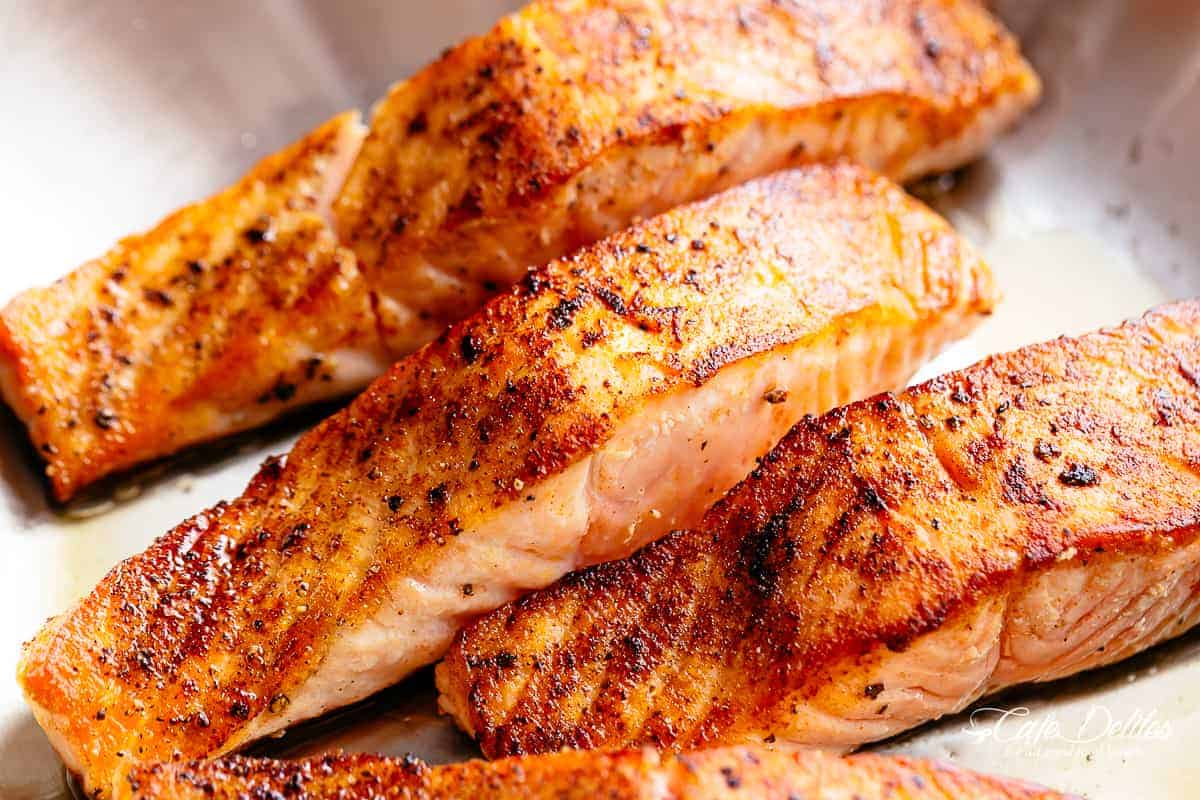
[965, 704, 1172, 753]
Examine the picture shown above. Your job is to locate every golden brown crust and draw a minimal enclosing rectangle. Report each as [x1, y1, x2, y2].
[0, 112, 377, 502]
[439, 301, 1200, 757]
[335, 0, 1038, 352]
[17, 164, 993, 797]
[119, 747, 1072, 800]
[1, 0, 1037, 501]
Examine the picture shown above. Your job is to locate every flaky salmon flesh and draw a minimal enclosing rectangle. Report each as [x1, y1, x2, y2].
[17, 163, 994, 797]
[439, 300, 1200, 758]
[118, 747, 1074, 800]
[0, 0, 1039, 501]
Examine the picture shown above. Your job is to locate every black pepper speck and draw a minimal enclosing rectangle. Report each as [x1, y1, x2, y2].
[1059, 463, 1100, 487]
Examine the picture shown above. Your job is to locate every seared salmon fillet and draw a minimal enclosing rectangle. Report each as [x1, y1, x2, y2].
[17, 164, 994, 797]
[336, 0, 1040, 355]
[0, 112, 381, 502]
[1, 1, 1037, 501]
[118, 747, 1073, 800]
[439, 300, 1200, 757]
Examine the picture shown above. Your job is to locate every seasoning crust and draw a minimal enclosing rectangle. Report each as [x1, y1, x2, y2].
[439, 301, 1200, 756]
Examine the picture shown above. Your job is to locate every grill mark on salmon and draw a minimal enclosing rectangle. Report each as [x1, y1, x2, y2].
[438, 300, 1200, 757]
[0, 0, 1038, 501]
[118, 746, 1074, 800]
[16, 164, 993, 797]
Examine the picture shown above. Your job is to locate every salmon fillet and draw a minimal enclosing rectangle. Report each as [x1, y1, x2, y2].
[336, 0, 1040, 355]
[0, 112, 382, 502]
[16, 164, 994, 797]
[438, 300, 1200, 757]
[118, 747, 1073, 800]
[0, 0, 1037, 501]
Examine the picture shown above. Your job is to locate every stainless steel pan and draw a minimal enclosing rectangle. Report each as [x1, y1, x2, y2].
[0, 2, 1196, 796]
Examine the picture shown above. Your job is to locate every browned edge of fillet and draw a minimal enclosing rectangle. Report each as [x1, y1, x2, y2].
[118, 746, 1075, 800]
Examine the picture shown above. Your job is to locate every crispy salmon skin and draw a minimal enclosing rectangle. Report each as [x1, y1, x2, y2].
[337, 0, 1039, 353]
[1, 0, 1037, 500]
[17, 164, 993, 797]
[439, 300, 1200, 757]
[0, 112, 381, 502]
[118, 747, 1073, 800]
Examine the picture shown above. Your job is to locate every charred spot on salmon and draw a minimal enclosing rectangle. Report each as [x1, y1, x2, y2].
[244, 220, 275, 244]
[1059, 463, 1100, 486]
[268, 694, 290, 714]
[860, 485, 885, 512]
[1033, 439, 1060, 462]
[406, 112, 429, 135]
[135, 650, 155, 673]
[720, 766, 741, 789]
[230, 702, 251, 720]
[741, 495, 805, 596]
[764, 388, 788, 404]
[462, 584, 475, 597]
[392, 214, 411, 235]
[194, 711, 210, 728]
[1002, 460, 1046, 506]
[272, 382, 297, 403]
[468, 652, 519, 670]
[864, 682, 885, 699]
[280, 524, 307, 551]
[304, 357, 324, 381]
[547, 296, 586, 330]
[386, 495, 405, 512]
[143, 288, 173, 307]
[428, 483, 450, 506]
[460, 334, 484, 364]
[258, 455, 285, 480]
[945, 416, 964, 430]
[593, 287, 627, 316]
[691, 239, 706, 251]
[828, 427, 851, 443]
[521, 272, 548, 295]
